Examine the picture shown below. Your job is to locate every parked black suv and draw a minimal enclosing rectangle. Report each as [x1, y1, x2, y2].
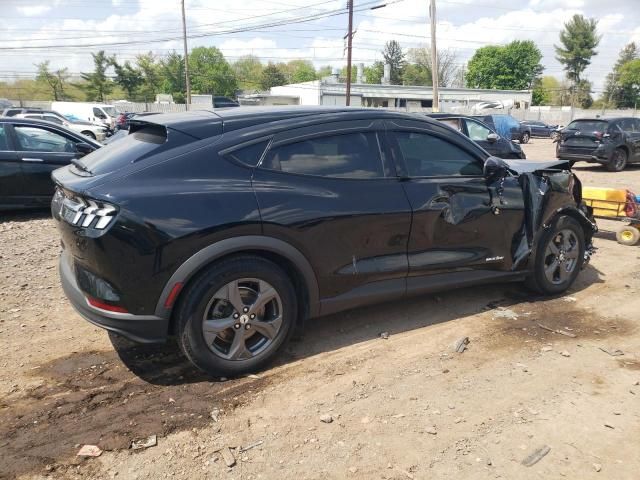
[556, 117, 640, 172]
[474, 114, 531, 144]
[52, 107, 596, 376]
[426, 113, 526, 159]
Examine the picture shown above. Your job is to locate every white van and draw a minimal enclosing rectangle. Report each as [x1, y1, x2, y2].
[51, 102, 118, 130]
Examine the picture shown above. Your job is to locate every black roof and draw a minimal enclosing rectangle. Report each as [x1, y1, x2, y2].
[132, 106, 443, 139]
[425, 112, 475, 120]
[568, 117, 634, 122]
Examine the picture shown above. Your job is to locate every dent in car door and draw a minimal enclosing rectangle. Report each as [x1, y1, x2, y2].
[0, 123, 23, 205]
[386, 120, 525, 276]
[13, 124, 80, 199]
[251, 120, 412, 312]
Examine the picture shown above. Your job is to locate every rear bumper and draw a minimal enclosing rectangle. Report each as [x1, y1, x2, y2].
[557, 145, 612, 164]
[59, 250, 169, 343]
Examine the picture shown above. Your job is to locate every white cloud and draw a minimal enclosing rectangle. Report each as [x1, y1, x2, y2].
[16, 5, 52, 16]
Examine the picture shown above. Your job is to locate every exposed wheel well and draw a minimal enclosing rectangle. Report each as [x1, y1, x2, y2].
[81, 130, 96, 139]
[168, 249, 311, 336]
[614, 145, 629, 157]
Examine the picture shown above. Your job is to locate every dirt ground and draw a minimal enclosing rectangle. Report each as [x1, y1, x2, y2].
[1, 138, 639, 480]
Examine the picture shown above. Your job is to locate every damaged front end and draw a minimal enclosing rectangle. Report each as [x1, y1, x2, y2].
[502, 158, 598, 270]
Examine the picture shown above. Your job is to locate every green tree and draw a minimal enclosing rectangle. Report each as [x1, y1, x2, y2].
[466, 40, 543, 90]
[363, 61, 384, 84]
[136, 52, 162, 102]
[233, 55, 264, 91]
[382, 40, 405, 85]
[287, 59, 317, 83]
[404, 47, 460, 87]
[604, 43, 638, 108]
[316, 65, 332, 78]
[189, 46, 237, 96]
[80, 51, 114, 101]
[112, 60, 143, 100]
[259, 62, 287, 90]
[618, 59, 640, 107]
[159, 52, 186, 103]
[35, 61, 70, 100]
[555, 14, 600, 85]
[531, 75, 562, 105]
[574, 79, 593, 108]
[340, 65, 357, 83]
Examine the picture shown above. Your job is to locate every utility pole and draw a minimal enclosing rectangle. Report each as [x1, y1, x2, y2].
[345, 0, 354, 106]
[181, 0, 191, 109]
[429, 0, 439, 112]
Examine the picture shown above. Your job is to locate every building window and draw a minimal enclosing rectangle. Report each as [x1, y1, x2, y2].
[420, 100, 433, 108]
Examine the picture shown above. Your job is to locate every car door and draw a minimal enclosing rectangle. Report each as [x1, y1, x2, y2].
[627, 119, 640, 162]
[251, 119, 412, 314]
[461, 118, 502, 157]
[12, 122, 84, 199]
[0, 122, 23, 206]
[385, 119, 526, 284]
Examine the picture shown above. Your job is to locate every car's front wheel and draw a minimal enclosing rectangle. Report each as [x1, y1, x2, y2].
[520, 132, 530, 144]
[526, 216, 585, 295]
[176, 255, 297, 377]
[606, 148, 627, 172]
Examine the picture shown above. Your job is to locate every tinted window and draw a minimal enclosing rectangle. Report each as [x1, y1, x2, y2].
[44, 115, 64, 125]
[14, 126, 77, 152]
[226, 140, 269, 167]
[618, 118, 637, 132]
[464, 119, 492, 141]
[633, 119, 640, 132]
[566, 120, 607, 132]
[0, 125, 8, 150]
[394, 131, 483, 177]
[262, 132, 384, 179]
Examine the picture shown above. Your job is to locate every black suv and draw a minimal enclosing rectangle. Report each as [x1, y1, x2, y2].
[52, 107, 596, 376]
[426, 113, 526, 159]
[556, 117, 640, 172]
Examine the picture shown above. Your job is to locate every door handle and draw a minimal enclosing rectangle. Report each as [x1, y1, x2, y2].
[22, 158, 44, 162]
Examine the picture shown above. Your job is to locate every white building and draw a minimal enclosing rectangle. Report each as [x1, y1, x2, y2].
[242, 77, 532, 112]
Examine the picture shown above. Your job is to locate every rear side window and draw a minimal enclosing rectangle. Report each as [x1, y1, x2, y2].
[393, 131, 483, 177]
[261, 132, 384, 179]
[566, 120, 607, 132]
[226, 140, 269, 167]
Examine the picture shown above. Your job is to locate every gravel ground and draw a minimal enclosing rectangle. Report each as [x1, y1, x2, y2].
[0, 138, 639, 480]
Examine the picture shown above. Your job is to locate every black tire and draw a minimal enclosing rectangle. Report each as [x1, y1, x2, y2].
[606, 148, 627, 172]
[81, 130, 96, 140]
[176, 255, 297, 377]
[520, 132, 530, 144]
[526, 216, 585, 295]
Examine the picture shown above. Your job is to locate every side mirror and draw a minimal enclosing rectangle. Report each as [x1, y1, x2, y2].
[75, 142, 95, 156]
[487, 133, 499, 143]
[484, 156, 510, 182]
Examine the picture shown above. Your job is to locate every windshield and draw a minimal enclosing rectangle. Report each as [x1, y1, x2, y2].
[566, 120, 607, 132]
[102, 107, 118, 117]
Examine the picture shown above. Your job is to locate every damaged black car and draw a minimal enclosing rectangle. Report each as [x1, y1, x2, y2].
[51, 108, 597, 376]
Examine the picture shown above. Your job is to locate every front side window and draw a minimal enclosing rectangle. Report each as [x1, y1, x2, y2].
[464, 120, 492, 141]
[393, 131, 483, 177]
[261, 132, 384, 179]
[14, 125, 77, 153]
[93, 108, 106, 119]
[44, 115, 64, 125]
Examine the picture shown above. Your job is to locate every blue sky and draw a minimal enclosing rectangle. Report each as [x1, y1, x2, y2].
[0, 0, 638, 95]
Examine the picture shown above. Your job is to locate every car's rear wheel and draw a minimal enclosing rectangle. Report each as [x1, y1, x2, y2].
[606, 148, 627, 172]
[520, 132, 530, 144]
[81, 130, 96, 140]
[176, 255, 297, 377]
[526, 216, 585, 295]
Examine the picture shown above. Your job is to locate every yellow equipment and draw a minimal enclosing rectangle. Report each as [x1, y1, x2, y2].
[582, 187, 640, 246]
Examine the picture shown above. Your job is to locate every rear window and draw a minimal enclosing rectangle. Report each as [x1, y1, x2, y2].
[80, 125, 188, 175]
[566, 120, 607, 132]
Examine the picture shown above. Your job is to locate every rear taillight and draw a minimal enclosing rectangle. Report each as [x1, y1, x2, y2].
[54, 189, 117, 230]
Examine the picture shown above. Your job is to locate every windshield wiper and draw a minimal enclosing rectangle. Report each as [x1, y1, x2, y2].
[71, 158, 93, 175]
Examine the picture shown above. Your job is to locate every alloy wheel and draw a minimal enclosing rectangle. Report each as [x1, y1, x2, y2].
[201, 278, 283, 360]
[543, 229, 579, 285]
